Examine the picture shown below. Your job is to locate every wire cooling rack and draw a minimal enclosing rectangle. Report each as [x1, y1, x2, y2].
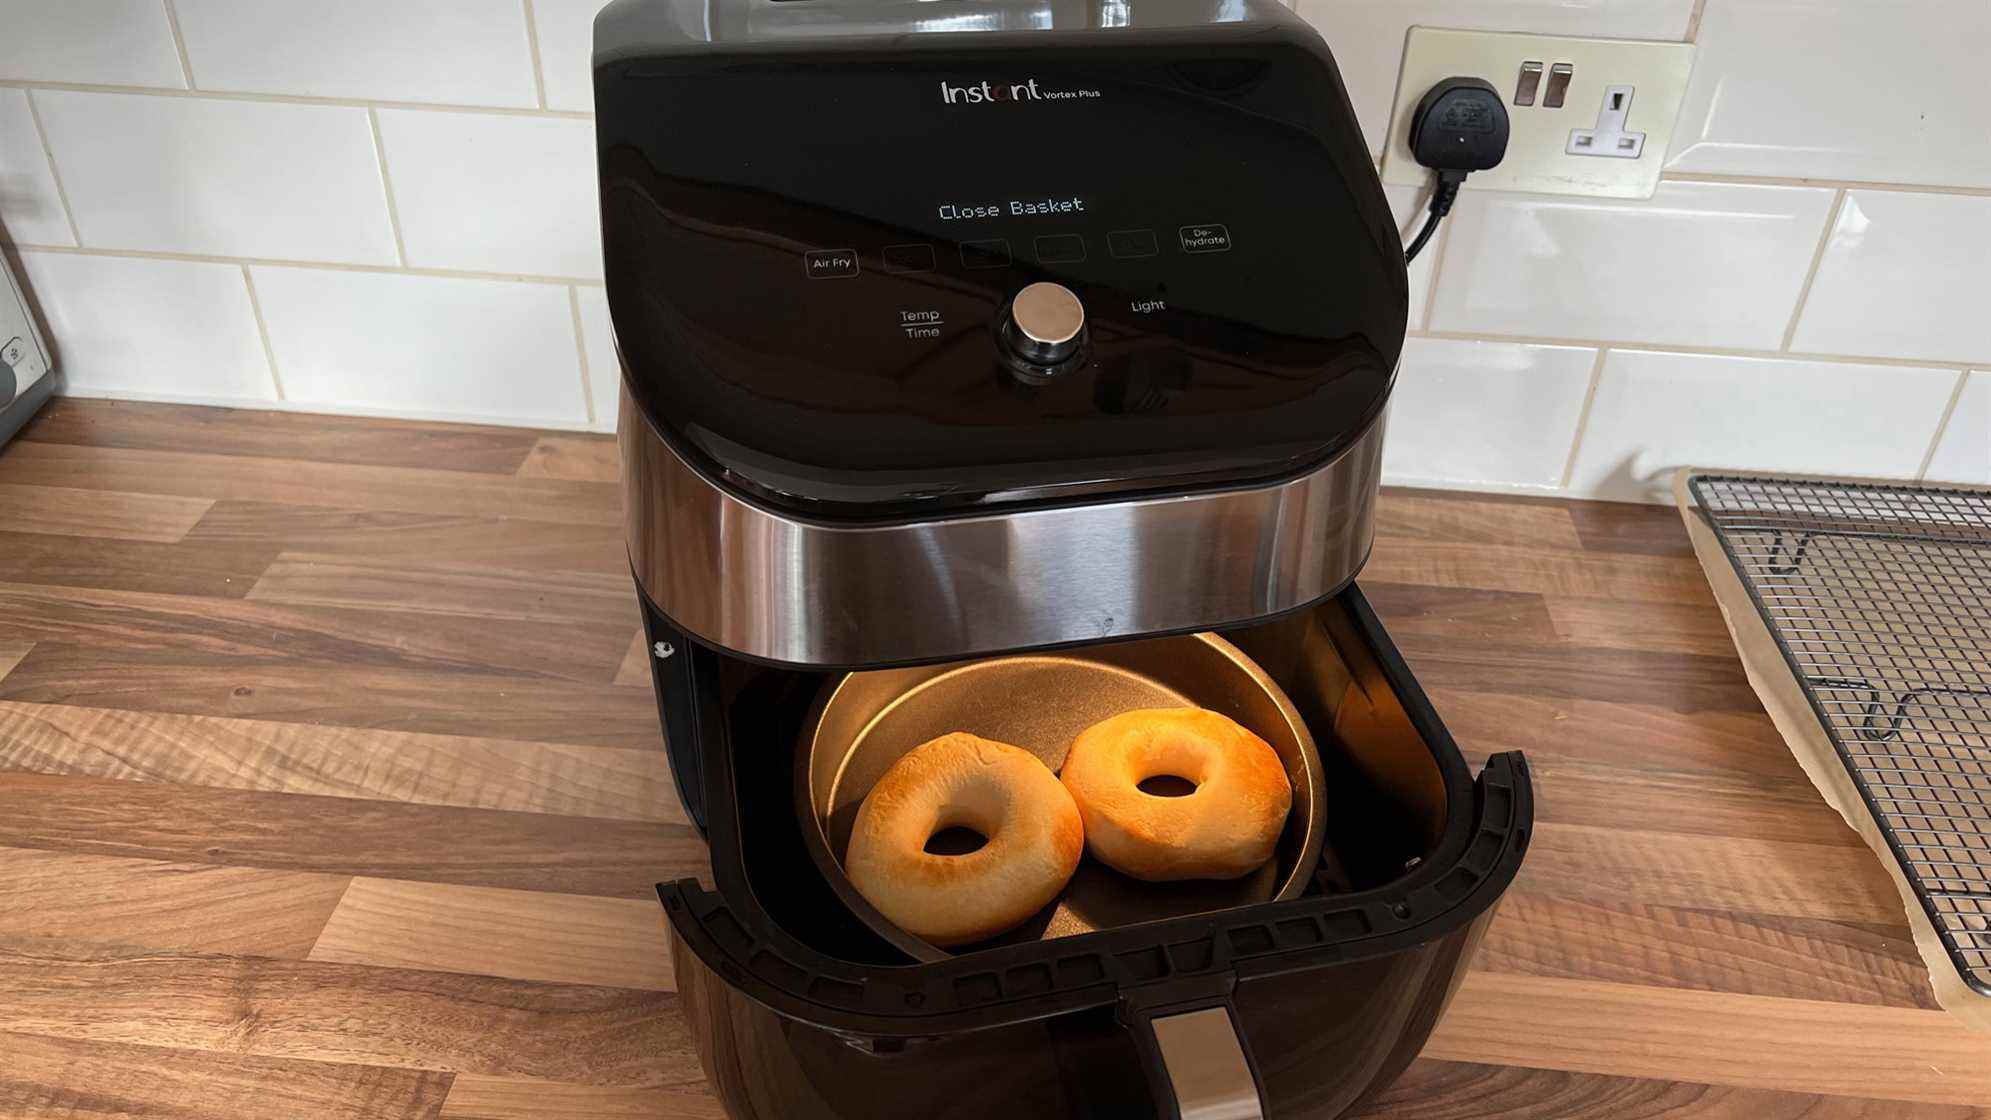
[1690, 475, 1991, 995]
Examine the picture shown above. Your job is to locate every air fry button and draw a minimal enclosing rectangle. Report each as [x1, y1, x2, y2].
[803, 249, 859, 279]
[1178, 224, 1232, 254]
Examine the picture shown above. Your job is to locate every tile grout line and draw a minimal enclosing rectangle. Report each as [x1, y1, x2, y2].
[11, 242, 607, 289]
[1408, 327, 1988, 373]
[1778, 188, 1847, 352]
[1915, 370, 1972, 480]
[160, 0, 197, 90]
[568, 285, 598, 429]
[1558, 347, 1612, 490]
[1659, 170, 1991, 199]
[522, 0, 551, 110]
[21, 92, 83, 248]
[239, 266, 287, 401]
[1684, 0, 1710, 42]
[367, 108, 411, 268]
[0, 78, 588, 120]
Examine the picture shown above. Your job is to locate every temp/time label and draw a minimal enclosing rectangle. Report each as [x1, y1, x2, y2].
[899, 308, 944, 339]
[937, 196, 1087, 221]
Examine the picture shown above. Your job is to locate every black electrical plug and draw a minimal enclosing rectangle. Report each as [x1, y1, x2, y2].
[1403, 77, 1510, 262]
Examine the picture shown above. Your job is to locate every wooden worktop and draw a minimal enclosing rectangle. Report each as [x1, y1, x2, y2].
[0, 398, 1985, 1118]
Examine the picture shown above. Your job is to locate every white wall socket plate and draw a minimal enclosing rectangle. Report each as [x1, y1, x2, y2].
[1380, 28, 1695, 200]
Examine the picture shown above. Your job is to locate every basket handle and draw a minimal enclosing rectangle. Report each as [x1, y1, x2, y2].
[1129, 999, 1265, 1120]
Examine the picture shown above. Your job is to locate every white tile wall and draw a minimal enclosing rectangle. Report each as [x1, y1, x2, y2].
[1428, 181, 1836, 349]
[17, 251, 274, 402]
[1383, 338, 1596, 491]
[1568, 351, 1959, 502]
[0, 0, 185, 88]
[533, 0, 609, 113]
[0, 0, 1978, 489]
[375, 110, 601, 278]
[33, 91, 396, 265]
[1671, 0, 1991, 189]
[575, 286, 619, 431]
[0, 90, 73, 246]
[1925, 372, 1988, 486]
[1290, 0, 1697, 154]
[173, 0, 538, 108]
[250, 267, 588, 425]
[1791, 191, 1991, 366]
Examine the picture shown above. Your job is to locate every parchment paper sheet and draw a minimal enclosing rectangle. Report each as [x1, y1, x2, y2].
[1673, 468, 1990, 1031]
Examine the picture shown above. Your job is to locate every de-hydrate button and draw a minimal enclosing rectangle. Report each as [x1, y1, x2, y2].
[1178, 224, 1232, 254]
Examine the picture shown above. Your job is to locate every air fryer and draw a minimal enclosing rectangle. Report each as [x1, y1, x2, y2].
[597, 1, 1533, 1116]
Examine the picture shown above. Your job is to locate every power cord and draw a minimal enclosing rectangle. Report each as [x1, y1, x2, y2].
[1402, 77, 1510, 263]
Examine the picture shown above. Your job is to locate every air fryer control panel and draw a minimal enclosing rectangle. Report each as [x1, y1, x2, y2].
[598, 10, 1407, 515]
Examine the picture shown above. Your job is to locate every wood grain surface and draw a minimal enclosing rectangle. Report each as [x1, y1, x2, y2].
[0, 398, 1981, 1118]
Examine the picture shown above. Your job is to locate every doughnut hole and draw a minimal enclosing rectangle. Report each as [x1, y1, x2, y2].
[1130, 731, 1214, 799]
[921, 778, 1008, 859]
[924, 826, 989, 855]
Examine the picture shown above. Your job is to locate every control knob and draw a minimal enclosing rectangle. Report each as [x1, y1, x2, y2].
[998, 281, 1088, 381]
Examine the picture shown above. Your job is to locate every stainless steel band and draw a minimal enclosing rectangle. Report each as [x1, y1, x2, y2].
[621, 382, 1385, 667]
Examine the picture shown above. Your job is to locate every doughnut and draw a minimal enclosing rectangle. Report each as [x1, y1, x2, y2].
[1060, 708, 1292, 882]
[845, 732, 1084, 947]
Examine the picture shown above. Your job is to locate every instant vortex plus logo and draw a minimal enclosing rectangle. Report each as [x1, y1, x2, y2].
[939, 78, 1101, 105]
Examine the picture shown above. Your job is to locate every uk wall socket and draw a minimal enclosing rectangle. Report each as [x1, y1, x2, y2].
[1380, 28, 1695, 200]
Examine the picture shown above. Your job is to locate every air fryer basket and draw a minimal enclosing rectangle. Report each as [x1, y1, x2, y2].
[796, 631, 1329, 960]
[647, 584, 1531, 1120]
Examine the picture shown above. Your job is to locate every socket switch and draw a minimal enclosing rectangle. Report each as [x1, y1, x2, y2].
[1381, 28, 1695, 200]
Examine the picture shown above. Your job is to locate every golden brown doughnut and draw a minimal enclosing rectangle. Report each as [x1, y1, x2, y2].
[845, 732, 1084, 947]
[1060, 708, 1291, 881]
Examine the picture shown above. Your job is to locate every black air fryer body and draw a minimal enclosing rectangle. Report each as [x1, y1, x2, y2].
[598, 2, 1531, 1116]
